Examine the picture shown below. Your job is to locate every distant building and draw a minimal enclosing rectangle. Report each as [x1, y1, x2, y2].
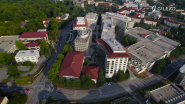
[37, 29, 47, 32]
[174, 64, 185, 86]
[95, 16, 131, 78]
[84, 13, 98, 30]
[0, 96, 8, 104]
[130, 14, 142, 23]
[164, 18, 181, 28]
[117, 7, 145, 18]
[148, 11, 162, 19]
[25, 40, 40, 51]
[143, 18, 159, 26]
[73, 17, 88, 31]
[0, 35, 19, 54]
[150, 83, 185, 104]
[126, 27, 180, 74]
[15, 50, 40, 64]
[42, 19, 50, 28]
[102, 12, 134, 30]
[57, 51, 99, 83]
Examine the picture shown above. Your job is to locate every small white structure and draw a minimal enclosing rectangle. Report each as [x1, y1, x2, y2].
[15, 50, 40, 64]
[73, 17, 88, 31]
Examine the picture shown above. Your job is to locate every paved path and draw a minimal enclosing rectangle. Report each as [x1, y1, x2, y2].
[20, 56, 47, 77]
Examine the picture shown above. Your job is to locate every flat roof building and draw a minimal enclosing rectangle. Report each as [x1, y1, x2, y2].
[150, 83, 185, 104]
[15, 50, 40, 64]
[0, 35, 19, 54]
[95, 16, 131, 78]
[73, 17, 88, 31]
[126, 27, 180, 73]
[84, 13, 98, 30]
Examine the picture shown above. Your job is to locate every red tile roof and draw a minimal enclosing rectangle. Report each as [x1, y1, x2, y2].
[81, 65, 99, 79]
[43, 19, 50, 25]
[19, 32, 47, 38]
[58, 51, 85, 77]
[159, 30, 167, 34]
[141, 33, 150, 38]
[73, 18, 88, 27]
[98, 3, 110, 7]
[96, 39, 131, 58]
[131, 14, 142, 19]
[0, 97, 4, 103]
[145, 18, 159, 22]
[164, 18, 181, 24]
[25, 40, 39, 47]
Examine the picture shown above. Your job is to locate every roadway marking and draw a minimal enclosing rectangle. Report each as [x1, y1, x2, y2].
[74, 90, 77, 96]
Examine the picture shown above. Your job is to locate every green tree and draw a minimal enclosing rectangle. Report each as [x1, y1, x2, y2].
[7, 65, 19, 76]
[48, 29, 60, 41]
[0, 51, 14, 65]
[51, 23, 59, 30]
[66, 79, 72, 88]
[144, 91, 150, 99]
[52, 77, 59, 85]
[58, 76, 65, 86]
[38, 39, 50, 57]
[116, 70, 125, 82]
[15, 41, 25, 50]
[158, 100, 167, 104]
[156, 22, 160, 27]
[37, 22, 45, 29]
[81, 74, 96, 89]
[97, 69, 105, 86]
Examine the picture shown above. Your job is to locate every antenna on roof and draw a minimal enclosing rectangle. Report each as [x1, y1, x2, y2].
[72, 62, 74, 64]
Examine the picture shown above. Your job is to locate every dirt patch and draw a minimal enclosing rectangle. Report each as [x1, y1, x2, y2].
[128, 66, 148, 78]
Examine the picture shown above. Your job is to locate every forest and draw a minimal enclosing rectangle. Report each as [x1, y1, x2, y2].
[0, 0, 83, 37]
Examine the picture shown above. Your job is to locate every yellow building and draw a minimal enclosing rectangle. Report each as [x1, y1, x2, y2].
[0, 96, 8, 104]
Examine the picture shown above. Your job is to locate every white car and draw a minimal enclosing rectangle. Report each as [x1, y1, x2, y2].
[107, 83, 111, 86]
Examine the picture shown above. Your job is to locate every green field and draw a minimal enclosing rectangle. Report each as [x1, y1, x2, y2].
[15, 76, 29, 85]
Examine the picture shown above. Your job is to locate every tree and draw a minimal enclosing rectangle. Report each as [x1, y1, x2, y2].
[0, 51, 14, 65]
[58, 76, 65, 86]
[158, 100, 167, 104]
[97, 69, 105, 86]
[116, 70, 125, 82]
[15, 41, 25, 50]
[80, 74, 96, 89]
[47, 67, 59, 81]
[66, 79, 72, 88]
[37, 22, 45, 29]
[72, 78, 81, 88]
[48, 29, 60, 41]
[52, 77, 59, 85]
[7, 65, 20, 78]
[144, 91, 150, 99]
[38, 39, 50, 57]
[62, 43, 73, 55]
[156, 22, 160, 27]
[51, 23, 59, 30]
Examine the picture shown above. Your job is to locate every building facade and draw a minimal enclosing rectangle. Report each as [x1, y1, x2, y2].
[84, 13, 98, 30]
[0, 96, 8, 104]
[95, 16, 131, 78]
[15, 50, 40, 64]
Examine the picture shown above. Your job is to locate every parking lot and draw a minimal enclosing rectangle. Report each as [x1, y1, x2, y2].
[0, 65, 9, 82]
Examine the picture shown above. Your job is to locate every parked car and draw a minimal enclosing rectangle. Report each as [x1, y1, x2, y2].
[25, 89, 30, 91]
[138, 97, 142, 101]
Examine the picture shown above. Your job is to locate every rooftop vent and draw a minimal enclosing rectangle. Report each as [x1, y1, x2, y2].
[72, 62, 74, 64]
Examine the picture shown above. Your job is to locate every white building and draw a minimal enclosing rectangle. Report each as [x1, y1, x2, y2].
[148, 11, 162, 19]
[15, 50, 40, 64]
[144, 18, 159, 26]
[164, 18, 181, 28]
[96, 17, 131, 78]
[84, 13, 98, 30]
[126, 27, 180, 74]
[73, 17, 88, 31]
[102, 12, 134, 30]
[0, 35, 19, 54]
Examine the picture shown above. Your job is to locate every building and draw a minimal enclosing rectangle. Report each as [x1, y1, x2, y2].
[25, 40, 40, 51]
[0, 96, 8, 104]
[117, 7, 145, 18]
[95, 16, 131, 78]
[15, 50, 40, 64]
[102, 12, 134, 31]
[130, 14, 142, 23]
[164, 18, 181, 28]
[73, 17, 92, 55]
[58, 51, 85, 79]
[73, 17, 88, 31]
[95, 2, 111, 7]
[148, 11, 162, 19]
[19, 32, 48, 44]
[84, 13, 98, 30]
[174, 64, 185, 86]
[81, 65, 99, 83]
[37, 29, 47, 32]
[73, 0, 84, 7]
[57, 51, 99, 83]
[143, 18, 159, 26]
[126, 27, 180, 74]
[150, 83, 185, 104]
[61, 13, 70, 20]
[42, 19, 50, 28]
[0, 35, 19, 54]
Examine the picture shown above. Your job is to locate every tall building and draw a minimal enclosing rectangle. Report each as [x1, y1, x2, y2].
[174, 64, 185, 86]
[95, 16, 131, 78]
[73, 17, 92, 55]
[84, 13, 98, 31]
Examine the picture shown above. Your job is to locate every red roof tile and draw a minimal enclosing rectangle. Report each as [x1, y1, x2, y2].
[159, 30, 167, 34]
[96, 39, 131, 58]
[0, 97, 4, 103]
[19, 32, 47, 38]
[98, 3, 110, 7]
[145, 18, 159, 22]
[81, 65, 99, 79]
[25, 40, 39, 47]
[164, 18, 181, 24]
[74, 18, 88, 27]
[141, 33, 150, 38]
[131, 14, 142, 19]
[58, 51, 85, 77]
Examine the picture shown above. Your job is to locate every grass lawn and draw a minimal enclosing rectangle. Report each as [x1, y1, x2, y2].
[15, 76, 29, 85]
[0, 66, 3, 69]
[133, 73, 145, 79]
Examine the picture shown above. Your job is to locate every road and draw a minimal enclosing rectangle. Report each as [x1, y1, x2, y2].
[0, 21, 182, 104]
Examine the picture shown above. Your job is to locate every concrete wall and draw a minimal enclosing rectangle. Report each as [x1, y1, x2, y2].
[144, 20, 157, 26]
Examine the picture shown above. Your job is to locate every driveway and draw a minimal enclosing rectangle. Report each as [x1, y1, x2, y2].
[0, 65, 8, 82]
[20, 56, 47, 77]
